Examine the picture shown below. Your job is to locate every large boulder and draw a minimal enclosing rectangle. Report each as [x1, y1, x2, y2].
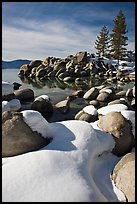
[31, 95, 53, 118]
[111, 152, 135, 202]
[14, 88, 34, 102]
[2, 111, 51, 157]
[97, 111, 134, 156]
[83, 87, 99, 100]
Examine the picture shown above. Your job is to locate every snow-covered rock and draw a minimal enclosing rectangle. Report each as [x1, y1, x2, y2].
[2, 99, 21, 112]
[97, 104, 128, 115]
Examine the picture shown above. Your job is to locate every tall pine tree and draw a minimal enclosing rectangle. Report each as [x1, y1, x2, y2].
[95, 26, 110, 57]
[110, 10, 128, 63]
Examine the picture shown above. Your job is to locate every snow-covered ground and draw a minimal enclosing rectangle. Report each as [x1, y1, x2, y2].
[2, 109, 134, 202]
[89, 55, 135, 75]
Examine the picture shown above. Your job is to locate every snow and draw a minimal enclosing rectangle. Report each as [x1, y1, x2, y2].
[21, 110, 54, 139]
[2, 110, 127, 202]
[34, 94, 50, 102]
[97, 104, 128, 115]
[2, 99, 21, 112]
[2, 81, 14, 96]
[83, 105, 98, 115]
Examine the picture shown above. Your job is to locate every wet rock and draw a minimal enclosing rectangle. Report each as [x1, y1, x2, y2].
[14, 88, 34, 102]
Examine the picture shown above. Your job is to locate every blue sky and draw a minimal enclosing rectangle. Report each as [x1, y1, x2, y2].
[2, 2, 135, 61]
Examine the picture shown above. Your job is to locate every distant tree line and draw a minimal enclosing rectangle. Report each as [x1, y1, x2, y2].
[94, 10, 128, 63]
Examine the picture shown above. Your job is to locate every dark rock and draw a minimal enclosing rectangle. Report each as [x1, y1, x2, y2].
[2, 93, 15, 101]
[13, 82, 22, 90]
[14, 88, 34, 102]
[2, 111, 51, 157]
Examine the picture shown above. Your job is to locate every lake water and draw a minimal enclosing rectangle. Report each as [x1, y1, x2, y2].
[2, 68, 135, 104]
[2, 69, 74, 103]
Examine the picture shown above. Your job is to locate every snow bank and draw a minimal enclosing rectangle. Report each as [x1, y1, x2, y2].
[97, 104, 128, 115]
[2, 111, 126, 202]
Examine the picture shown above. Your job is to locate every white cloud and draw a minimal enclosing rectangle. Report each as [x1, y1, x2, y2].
[2, 18, 135, 61]
[2, 19, 99, 61]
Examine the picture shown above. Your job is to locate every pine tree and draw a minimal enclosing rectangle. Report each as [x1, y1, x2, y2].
[110, 10, 128, 63]
[95, 26, 110, 57]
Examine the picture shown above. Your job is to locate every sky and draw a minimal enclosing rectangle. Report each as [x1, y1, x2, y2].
[2, 2, 135, 61]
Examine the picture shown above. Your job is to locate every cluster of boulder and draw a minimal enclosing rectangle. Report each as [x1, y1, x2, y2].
[18, 51, 134, 84]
